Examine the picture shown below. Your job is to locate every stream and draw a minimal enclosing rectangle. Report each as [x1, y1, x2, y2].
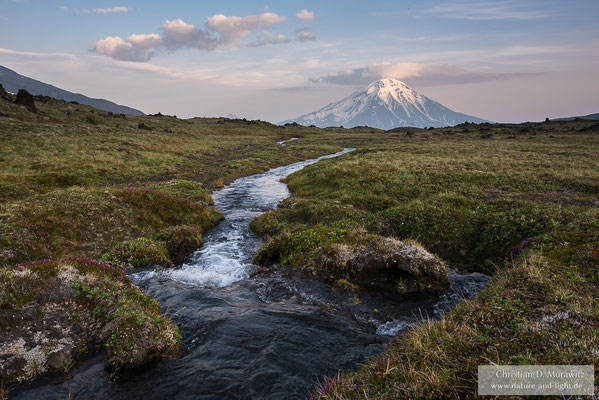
[13, 148, 489, 400]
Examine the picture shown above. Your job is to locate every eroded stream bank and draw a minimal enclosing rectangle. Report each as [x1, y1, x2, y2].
[13, 148, 489, 400]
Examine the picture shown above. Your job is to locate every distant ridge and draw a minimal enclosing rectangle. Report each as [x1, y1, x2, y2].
[551, 112, 599, 122]
[0, 65, 145, 116]
[280, 78, 489, 129]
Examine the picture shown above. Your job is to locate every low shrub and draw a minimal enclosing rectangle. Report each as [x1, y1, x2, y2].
[253, 227, 348, 268]
[155, 224, 204, 263]
[107, 237, 171, 268]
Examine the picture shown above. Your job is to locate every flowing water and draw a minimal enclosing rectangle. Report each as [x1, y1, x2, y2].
[13, 148, 490, 400]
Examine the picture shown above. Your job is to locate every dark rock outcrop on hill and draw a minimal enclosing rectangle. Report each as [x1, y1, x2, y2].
[0, 65, 144, 116]
[0, 83, 8, 99]
[14, 89, 36, 112]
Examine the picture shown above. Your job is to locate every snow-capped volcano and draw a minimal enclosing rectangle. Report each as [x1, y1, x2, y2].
[280, 78, 489, 129]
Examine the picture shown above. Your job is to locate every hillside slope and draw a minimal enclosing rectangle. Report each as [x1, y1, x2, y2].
[0, 65, 145, 115]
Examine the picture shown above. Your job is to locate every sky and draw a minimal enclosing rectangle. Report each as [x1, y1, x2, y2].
[0, 0, 598, 122]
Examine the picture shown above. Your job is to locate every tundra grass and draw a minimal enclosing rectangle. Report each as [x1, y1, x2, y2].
[0, 94, 354, 387]
[2, 94, 599, 397]
[0, 95, 346, 265]
[254, 123, 599, 269]
[248, 121, 599, 398]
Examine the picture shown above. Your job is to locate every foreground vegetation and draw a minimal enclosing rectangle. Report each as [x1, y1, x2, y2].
[1, 258, 180, 381]
[250, 121, 599, 398]
[0, 93, 345, 268]
[0, 91, 350, 386]
[1, 90, 598, 397]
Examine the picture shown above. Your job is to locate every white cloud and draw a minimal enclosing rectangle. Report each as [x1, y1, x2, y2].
[161, 19, 218, 51]
[91, 34, 159, 62]
[296, 28, 316, 42]
[296, 9, 315, 21]
[162, 19, 196, 35]
[92, 6, 128, 14]
[205, 13, 285, 46]
[92, 36, 129, 55]
[92, 12, 289, 61]
[127, 33, 161, 47]
[424, 2, 554, 20]
[0, 47, 78, 60]
[309, 62, 542, 86]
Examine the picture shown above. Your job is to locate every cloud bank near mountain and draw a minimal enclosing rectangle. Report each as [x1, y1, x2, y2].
[309, 62, 542, 87]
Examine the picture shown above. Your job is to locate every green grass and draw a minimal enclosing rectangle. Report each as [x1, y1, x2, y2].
[0, 96, 343, 197]
[0, 95, 345, 266]
[248, 120, 599, 398]
[2, 93, 599, 397]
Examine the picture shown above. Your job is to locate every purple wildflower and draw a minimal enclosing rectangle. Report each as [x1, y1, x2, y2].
[510, 237, 533, 257]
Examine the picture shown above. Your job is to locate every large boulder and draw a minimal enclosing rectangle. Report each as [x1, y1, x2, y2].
[14, 89, 37, 112]
[318, 235, 450, 295]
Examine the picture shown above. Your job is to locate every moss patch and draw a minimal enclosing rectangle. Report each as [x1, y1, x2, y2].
[155, 225, 204, 263]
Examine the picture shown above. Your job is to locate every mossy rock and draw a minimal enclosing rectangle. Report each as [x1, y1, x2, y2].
[0, 259, 180, 382]
[317, 235, 450, 295]
[255, 228, 449, 295]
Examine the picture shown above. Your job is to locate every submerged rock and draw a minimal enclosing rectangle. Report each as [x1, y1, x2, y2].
[317, 235, 450, 295]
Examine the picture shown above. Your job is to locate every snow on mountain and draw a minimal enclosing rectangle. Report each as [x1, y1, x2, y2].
[280, 78, 489, 129]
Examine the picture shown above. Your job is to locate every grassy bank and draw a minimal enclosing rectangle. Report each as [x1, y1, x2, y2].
[249, 121, 599, 398]
[0, 93, 350, 386]
[2, 93, 598, 396]
[0, 94, 346, 266]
